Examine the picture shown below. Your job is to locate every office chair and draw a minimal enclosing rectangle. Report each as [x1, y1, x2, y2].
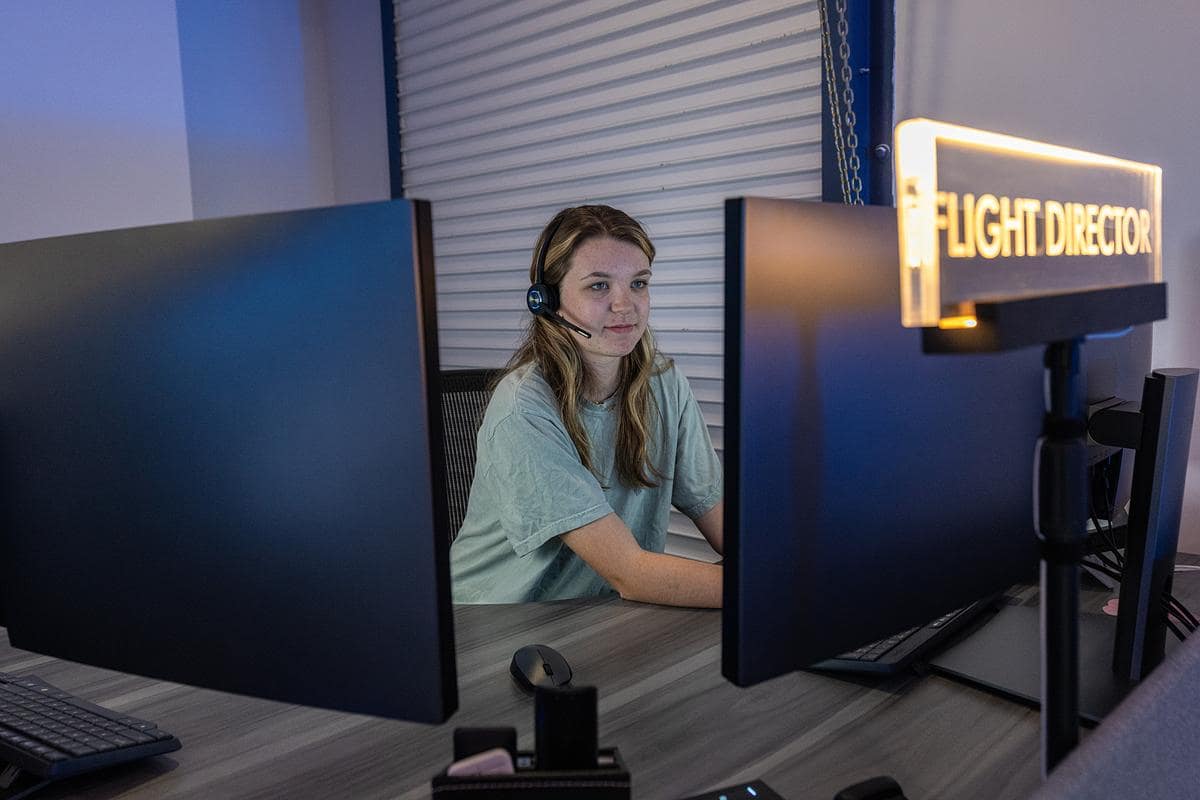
[440, 368, 501, 541]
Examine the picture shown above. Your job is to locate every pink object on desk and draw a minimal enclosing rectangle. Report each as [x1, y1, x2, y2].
[446, 747, 516, 777]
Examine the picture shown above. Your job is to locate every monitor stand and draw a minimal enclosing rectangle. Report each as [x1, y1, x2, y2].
[931, 365, 1196, 730]
[929, 602, 1180, 725]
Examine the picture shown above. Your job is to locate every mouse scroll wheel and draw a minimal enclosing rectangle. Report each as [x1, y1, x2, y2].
[542, 661, 554, 676]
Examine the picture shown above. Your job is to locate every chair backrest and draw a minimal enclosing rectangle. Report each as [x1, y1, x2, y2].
[440, 368, 502, 542]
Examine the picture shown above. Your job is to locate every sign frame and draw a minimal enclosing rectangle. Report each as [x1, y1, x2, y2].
[894, 118, 1162, 330]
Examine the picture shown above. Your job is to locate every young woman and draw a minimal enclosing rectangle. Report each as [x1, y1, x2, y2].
[449, 205, 723, 607]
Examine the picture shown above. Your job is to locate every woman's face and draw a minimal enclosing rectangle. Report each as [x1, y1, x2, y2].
[557, 235, 652, 367]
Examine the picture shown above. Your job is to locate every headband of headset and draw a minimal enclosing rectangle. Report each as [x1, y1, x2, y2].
[525, 217, 562, 316]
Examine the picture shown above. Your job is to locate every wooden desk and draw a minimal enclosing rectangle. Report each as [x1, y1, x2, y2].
[3, 560, 1197, 800]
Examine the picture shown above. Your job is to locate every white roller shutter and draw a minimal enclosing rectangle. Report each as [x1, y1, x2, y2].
[394, 0, 822, 558]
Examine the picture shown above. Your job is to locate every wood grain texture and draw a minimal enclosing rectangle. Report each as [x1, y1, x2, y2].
[3, 560, 1197, 799]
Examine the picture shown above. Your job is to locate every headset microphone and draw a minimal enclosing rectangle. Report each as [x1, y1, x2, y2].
[526, 217, 592, 339]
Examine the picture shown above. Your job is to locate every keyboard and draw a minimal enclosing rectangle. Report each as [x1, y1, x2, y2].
[0, 670, 180, 790]
[812, 599, 993, 675]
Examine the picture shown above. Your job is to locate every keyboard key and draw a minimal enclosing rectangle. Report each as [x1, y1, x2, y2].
[80, 739, 117, 753]
[60, 742, 97, 757]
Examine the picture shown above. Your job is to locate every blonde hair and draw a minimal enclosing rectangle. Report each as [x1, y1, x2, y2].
[505, 205, 669, 489]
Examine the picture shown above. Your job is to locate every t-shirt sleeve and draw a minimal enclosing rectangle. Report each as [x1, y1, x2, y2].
[477, 407, 612, 557]
[670, 370, 724, 519]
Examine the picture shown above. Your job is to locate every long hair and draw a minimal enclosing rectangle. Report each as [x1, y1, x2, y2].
[505, 205, 669, 489]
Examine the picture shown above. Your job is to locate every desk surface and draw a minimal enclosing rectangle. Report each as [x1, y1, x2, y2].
[3, 560, 1198, 800]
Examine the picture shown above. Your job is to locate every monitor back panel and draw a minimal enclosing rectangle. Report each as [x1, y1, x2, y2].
[724, 198, 1044, 686]
[0, 200, 457, 722]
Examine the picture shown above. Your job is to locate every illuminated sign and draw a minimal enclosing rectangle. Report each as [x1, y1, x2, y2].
[894, 119, 1162, 328]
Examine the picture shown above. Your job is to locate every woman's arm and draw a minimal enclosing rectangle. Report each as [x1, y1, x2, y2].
[561, 513, 722, 608]
[692, 499, 723, 557]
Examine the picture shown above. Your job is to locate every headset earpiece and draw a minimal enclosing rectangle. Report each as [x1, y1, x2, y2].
[525, 281, 558, 317]
[526, 216, 592, 339]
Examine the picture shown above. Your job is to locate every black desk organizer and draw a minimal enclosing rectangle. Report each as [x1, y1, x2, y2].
[434, 685, 630, 798]
[430, 747, 631, 799]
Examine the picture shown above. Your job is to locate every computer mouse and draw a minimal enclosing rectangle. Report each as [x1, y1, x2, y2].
[509, 644, 573, 691]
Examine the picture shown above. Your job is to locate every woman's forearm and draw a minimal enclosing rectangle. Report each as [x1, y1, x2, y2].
[615, 550, 722, 608]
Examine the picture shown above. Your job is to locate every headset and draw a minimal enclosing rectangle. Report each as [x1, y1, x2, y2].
[525, 217, 592, 339]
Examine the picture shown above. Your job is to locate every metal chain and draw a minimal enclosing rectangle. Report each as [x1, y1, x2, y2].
[834, 0, 863, 204]
[818, 0, 850, 203]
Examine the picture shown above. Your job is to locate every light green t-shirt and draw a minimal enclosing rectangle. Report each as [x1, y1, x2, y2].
[449, 359, 722, 603]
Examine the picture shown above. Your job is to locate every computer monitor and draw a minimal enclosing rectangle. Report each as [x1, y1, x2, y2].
[721, 197, 1045, 686]
[722, 196, 1196, 731]
[0, 200, 457, 723]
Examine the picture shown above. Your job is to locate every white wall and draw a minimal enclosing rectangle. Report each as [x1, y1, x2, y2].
[0, 1, 193, 243]
[176, 0, 336, 219]
[324, 0, 391, 205]
[176, 0, 390, 219]
[0, 1, 388, 241]
[897, 0, 1200, 553]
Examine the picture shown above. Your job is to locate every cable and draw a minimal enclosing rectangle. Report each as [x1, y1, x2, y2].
[1081, 559, 1122, 583]
[1168, 594, 1199, 630]
[1085, 326, 1134, 341]
[1099, 469, 1124, 568]
[1169, 592, 1198, 622]
[1083, 551, 1121, 576]
[1081, 561, 1194, 639]
[1161, 605, 1191, 639]
[1090, 554, 1124, 581]
[1086, 519, 1124, 574]
[1086, 477, 1124, 570]
[1099, 474, 1118, 568]
[1168, 602, 1197, 633]
[1180, 603, 1199, 629]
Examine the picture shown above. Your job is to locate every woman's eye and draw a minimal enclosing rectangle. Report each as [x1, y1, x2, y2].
[590, 282, 608, 291]
[632, 279, 649, 290]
